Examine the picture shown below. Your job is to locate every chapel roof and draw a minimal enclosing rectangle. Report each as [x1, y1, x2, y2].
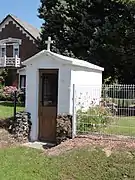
[23, 50, 104, 72]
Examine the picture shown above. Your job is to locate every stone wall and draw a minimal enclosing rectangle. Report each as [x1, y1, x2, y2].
[0, 112, 73, 144]
[56, 114, 72, 145]
[0, 112, 32, 142]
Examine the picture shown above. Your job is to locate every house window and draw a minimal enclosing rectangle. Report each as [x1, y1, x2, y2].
[1, 47, 6, 57]
[0, 45, 6, 57]
[14, 48, 19, 56]
[13, 44, 19, 57]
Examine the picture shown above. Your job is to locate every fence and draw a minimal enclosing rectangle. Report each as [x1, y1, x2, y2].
[73, 84, 135, 138]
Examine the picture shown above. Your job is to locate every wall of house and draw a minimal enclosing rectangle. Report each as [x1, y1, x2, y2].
[25, 55, 71, 141]
[70, 67, 103, 113]
[0, 21, 39, 61]
[0, 21, 39, 86]
[4, 69, 18, 86]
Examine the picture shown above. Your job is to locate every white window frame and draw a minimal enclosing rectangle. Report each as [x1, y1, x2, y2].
[13, 43, 19, 57]
[0, 44, 6, 57]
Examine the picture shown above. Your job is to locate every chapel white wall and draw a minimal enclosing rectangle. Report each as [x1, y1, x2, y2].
[25, 56, 71, 141]
[69, 67, 103, 113]
[18, 68, 26, 76]
[25, 66, 39, 141]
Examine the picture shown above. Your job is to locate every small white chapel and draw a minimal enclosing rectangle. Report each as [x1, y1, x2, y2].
[20, 37, 104, 142]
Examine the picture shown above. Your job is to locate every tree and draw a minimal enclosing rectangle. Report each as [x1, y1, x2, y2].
[38, 0, 135, 84]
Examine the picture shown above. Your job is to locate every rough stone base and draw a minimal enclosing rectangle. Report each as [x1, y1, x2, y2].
[0, 112, 32, 142]
[56, 114, 72, 145]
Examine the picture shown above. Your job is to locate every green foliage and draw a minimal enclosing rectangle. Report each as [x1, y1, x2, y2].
[77, 106, 113, 133]
[38, 0, 135, 84]
[0, 86, 25, 103]
[0, 82, 4, 89]
[0, 69, 8, 86]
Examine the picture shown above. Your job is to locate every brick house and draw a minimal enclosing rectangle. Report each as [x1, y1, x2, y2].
[0, 14, 40, 88]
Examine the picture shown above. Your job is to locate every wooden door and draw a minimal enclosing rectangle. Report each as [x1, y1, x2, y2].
[38, 69, 58, 142]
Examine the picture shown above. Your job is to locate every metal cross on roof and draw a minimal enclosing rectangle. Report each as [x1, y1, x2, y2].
[45, 36, 54, 51]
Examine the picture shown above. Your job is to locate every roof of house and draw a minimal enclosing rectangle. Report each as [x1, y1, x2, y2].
[0, 14, 40, 40]
[23, 50, 104, 72]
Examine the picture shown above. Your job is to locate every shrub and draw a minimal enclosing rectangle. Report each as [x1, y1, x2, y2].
[17, 88, 25, 103]
[0, 76, 5, 87]
[0, 86, 25, 103]
[77, 106, 113, 134]
[0, 86, 17, 101]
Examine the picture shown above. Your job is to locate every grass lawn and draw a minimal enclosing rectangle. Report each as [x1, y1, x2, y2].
[0, 147, 135, 180]
[101, 116, 135, 136]
[0, 102, 25, 119]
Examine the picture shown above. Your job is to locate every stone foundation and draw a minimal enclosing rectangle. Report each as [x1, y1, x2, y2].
[0, 113, 73, 144]
[56, 114, 72, 145]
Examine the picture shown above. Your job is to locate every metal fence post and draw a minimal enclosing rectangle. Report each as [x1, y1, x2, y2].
[72, 84, 76, 138]
[14, 90, 17, 121]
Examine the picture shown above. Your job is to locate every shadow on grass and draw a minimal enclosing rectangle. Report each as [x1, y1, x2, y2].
[0, 101, 24, 107]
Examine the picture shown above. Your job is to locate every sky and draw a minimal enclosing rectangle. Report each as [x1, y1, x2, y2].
[0, 0, 42, 29]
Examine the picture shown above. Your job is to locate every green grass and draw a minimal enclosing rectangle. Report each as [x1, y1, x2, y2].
[101, 116, 135, 136]
[0, 147, 135, 180]
[0, 102, 25, 119]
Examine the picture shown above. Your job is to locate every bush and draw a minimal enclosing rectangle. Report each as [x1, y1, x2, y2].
[77, 106, 113, 134]
[0, 86, 25, 103]
[0, 86, 17, 101]
[0, 76, 5, 87]
[17, 88, 25, 103]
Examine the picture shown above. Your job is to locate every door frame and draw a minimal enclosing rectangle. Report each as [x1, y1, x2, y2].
[38, 69, 59, 142]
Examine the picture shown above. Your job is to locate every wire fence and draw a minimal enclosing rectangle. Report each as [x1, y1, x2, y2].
[73, 84, 135, 138]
